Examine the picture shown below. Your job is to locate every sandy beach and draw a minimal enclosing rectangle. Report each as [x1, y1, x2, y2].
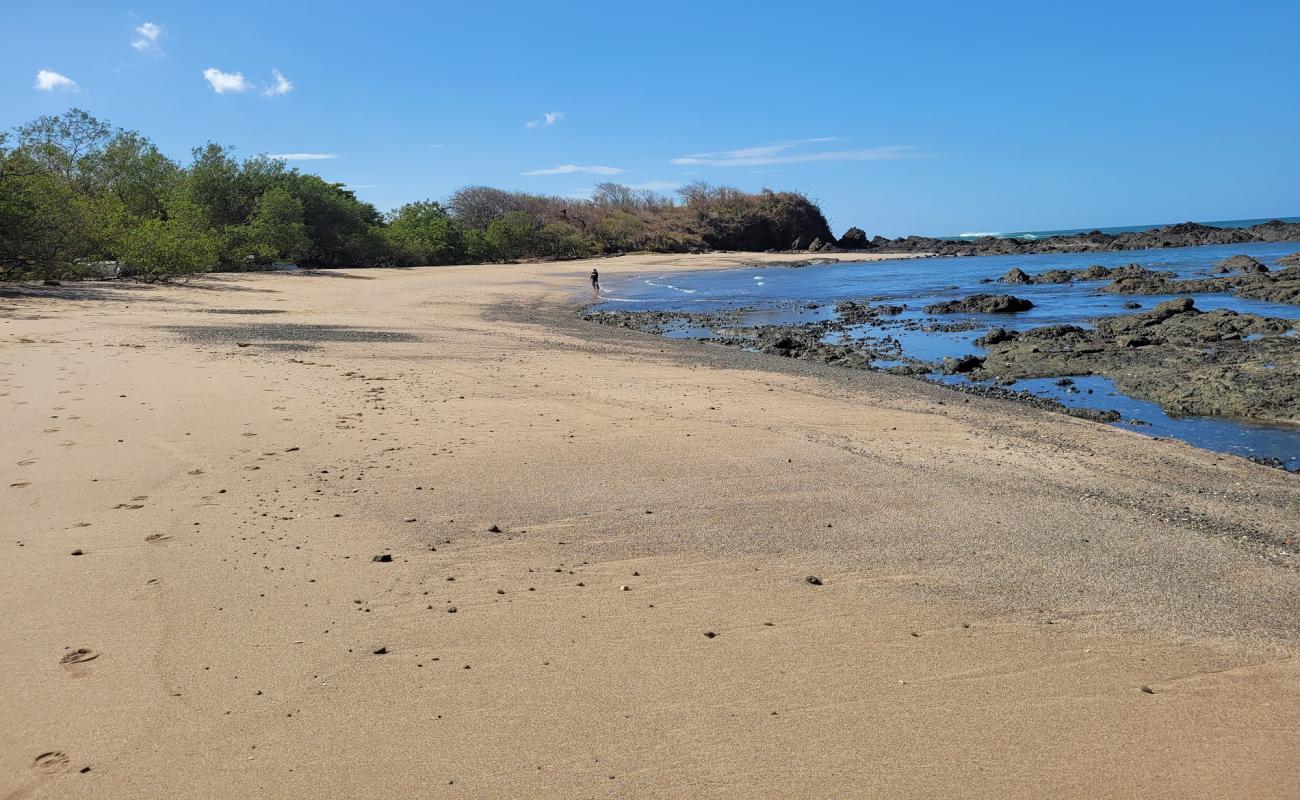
[3, 252, 1299, 799]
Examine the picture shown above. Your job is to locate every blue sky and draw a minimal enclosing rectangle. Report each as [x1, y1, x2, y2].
[6, 1, 1298, 236]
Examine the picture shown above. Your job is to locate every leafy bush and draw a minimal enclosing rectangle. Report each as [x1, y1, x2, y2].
[119, 200, 221, 278]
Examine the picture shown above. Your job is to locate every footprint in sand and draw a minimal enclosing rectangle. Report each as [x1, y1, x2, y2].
[17, 458, 37, 466]
[145, 533, 171, 543]
[187, 469, 204, 476]
[113, 503, 144, 510]
[59, 648, 98, 665]
[33, 751, 70, 773]
[9, 481, 30, 488]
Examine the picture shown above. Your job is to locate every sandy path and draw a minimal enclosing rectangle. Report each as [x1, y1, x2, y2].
[2, 253, 1298, 798]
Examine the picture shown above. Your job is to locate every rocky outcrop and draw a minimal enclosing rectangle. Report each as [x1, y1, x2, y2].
[837, 227, 869, 249]
[998, 263, 1163, 285]
[971, 299, 1298, 423]
[850, 221, 1300, 257]
[1216, 254, 1268, 274]
[924, 294, 1034, 314]
[1101, 263, 1300, 306]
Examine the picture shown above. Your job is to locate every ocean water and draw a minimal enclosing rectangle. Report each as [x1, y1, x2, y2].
[951, 215, 1300, 241]
[595, 241, 1300, 469]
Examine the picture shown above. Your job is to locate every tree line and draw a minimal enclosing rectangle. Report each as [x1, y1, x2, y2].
[1, 110, 834, 280]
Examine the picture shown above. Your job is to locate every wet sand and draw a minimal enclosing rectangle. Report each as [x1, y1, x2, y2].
[3, 252, 1298, 799]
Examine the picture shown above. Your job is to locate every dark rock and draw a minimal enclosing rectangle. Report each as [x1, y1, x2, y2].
[943, 355, 985, 374]
[1000, 267, 1032, 284]
[372, 646, 388, 655]
[1123, 301, 1142, 309]
[70, 549, 84, 556]
[1067, 407, 1122, 423]
[837, 227, 869, 249]
[703, 631, 717, 638]
[974, 327, 1016, 346]
[487, 524, 501, 533]
[1216, 254, 1268, 274]
[805, 575, 823, 586]
[924, 294, 1034, 314]
[807, 238, 825, 252]
[372, 554, 392, 563]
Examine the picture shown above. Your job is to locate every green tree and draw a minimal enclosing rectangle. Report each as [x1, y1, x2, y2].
[479, 211, 537, 261]
[118, 198, 221, 278]
[241, 186, 310, 263]
[386, 200, 465, 265]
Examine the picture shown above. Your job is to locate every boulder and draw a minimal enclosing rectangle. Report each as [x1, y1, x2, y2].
[974, 327, 1016, 346]
[943, 355, 985, 374]
[1000, 267, 1032, 284]
[1215, 254, 1269, 274]
[924, 294, 1034, 314]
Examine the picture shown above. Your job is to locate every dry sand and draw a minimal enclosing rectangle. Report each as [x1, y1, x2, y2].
[3, 252, 1298, 799]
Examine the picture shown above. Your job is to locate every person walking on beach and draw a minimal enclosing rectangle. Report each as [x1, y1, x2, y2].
[590, 268, 601, 295]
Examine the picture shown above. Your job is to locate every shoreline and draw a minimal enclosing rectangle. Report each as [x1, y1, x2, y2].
[5, 254, 1300, 798]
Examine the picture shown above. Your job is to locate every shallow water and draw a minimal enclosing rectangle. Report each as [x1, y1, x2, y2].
[596, 241, 1300, 469]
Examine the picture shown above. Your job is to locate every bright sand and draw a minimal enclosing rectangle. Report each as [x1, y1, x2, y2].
[3, 253, 1298, 798]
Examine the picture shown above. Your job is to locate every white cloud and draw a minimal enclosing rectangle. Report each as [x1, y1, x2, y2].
[267, 153, 339, 161]
[34, 69, 78, 92]
[132, 21, 163, 52]
[264, 68, 293, 96]
[672, 138, 920, 167]
[428, 143, 444, 149]
[525, 111, 564, 128]
[522, 164, 625, 176]
[203, 67, 250, 94]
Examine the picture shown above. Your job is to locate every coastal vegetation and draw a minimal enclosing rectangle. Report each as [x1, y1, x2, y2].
[0, 109, 833, 280]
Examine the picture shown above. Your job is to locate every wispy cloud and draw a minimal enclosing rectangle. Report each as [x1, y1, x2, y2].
[203, 67, 250, 94]
[132, 21, 163, 52]
[525, 111, 564, 129]
[672, 138, 921, 167]
[264, 68, 293, 96]
[522, 164, 625, 176]
[428, 143, 444, 149]
[267, 152, 339, 161]
[34, 69, 78, 92]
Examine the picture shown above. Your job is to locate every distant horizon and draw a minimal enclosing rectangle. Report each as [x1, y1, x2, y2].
[938, 215, 1300, 242]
